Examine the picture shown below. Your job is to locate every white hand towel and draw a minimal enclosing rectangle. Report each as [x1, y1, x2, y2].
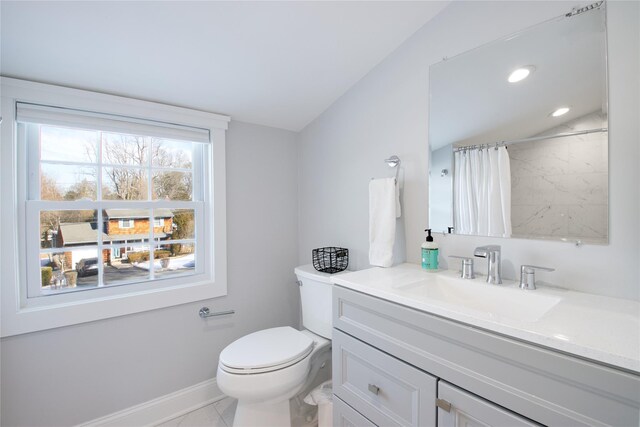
[395, 179, 401, 218]
[369, 177, 397, 267]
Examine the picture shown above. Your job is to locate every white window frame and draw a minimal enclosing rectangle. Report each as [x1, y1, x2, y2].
[0, 77, 230, 337]
[119, 219, 135, 229]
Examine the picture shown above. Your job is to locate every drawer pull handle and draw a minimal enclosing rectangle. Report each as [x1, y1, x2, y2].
[368, 384, 380, 395]
[436, 398, 452, 413]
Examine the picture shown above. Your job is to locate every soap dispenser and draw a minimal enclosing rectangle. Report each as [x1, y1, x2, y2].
[421, 229, 439, 271]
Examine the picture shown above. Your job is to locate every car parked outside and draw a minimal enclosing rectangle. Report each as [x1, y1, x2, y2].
[76, 258, 99, 277]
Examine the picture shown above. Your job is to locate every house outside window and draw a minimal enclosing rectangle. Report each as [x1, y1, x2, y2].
[28, 118, 204, 296]
[1, 78, 229, 337]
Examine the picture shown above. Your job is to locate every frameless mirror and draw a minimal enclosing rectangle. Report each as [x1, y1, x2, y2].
[428, 4, 608, 244]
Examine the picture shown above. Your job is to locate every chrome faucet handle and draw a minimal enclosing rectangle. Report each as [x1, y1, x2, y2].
[448, 256, 475, 279]
[519, 265, 555, 290]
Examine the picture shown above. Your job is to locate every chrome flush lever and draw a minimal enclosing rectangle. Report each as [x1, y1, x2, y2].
[519, 265, 555, 290]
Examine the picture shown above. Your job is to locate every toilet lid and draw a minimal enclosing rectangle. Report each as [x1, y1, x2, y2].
[219, 327, 314, 373]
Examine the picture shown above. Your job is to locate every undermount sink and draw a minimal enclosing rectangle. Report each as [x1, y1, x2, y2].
[331, 263, 640, 372]
[393, 272, 562, 323]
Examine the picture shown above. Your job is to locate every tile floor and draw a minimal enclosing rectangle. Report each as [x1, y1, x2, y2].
[156, 397, 237, 427]
[155, 396, 321, 427]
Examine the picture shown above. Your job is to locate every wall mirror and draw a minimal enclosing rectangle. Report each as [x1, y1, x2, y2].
[428, 3, 608, 244]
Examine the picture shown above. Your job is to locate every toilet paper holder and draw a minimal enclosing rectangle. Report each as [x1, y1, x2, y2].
[199, 307, 235, 318]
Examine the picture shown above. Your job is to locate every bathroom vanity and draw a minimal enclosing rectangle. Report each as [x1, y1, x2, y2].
[330, 264, 640, 426]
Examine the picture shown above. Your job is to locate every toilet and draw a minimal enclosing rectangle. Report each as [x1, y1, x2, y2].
[217, 264, 345, 427]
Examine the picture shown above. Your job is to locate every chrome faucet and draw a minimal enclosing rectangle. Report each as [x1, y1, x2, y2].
[474, 245, 502, 284]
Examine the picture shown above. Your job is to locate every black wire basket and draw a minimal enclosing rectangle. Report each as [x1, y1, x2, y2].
[312, 247, 349, 273]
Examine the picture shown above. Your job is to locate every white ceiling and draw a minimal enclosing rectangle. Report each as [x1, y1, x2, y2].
[429, 6, 606, 150]
[1, 1, 448, 131]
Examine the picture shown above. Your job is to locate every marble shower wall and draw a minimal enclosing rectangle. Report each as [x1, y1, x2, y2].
[509, 111, 608, 243]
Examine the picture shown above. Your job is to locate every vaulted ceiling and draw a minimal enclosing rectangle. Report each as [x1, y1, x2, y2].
[1, 1, 448, 131]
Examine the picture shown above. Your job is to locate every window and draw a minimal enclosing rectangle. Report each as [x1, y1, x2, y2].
[119, 219, 135, 229]
[25, 118, 207, 297]
[1, 78, 230, 336]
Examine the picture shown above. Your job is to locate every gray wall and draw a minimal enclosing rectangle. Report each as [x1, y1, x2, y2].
[0, 120, 301, 426]
[298, 1, 640, 300]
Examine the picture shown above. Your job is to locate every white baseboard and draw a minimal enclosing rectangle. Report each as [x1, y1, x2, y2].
[79, 378, 225, 427]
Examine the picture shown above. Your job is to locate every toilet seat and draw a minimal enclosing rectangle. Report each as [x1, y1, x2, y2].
[219, 326, 314, 374]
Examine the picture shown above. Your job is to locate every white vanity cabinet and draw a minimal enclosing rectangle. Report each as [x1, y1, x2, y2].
[332, 285, 640, 427]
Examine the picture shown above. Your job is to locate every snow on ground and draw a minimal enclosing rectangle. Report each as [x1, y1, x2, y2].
[135, 253, 195, 271]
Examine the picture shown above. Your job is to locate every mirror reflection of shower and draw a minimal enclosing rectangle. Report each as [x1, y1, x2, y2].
[453, 145, 511, 238]
[428, 4, 608, 244]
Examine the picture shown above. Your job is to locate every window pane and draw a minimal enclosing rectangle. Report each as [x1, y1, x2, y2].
[74, 249, 101, 289]
[169, 209, 195, 240]
[102, 167, 148, 200]
[152, 171, 192, 201]
[40, 248, 100, 291]
[102, 133, 150, 166]
[103, 246, 151, 287]
[40, 210, 97, 249]
[153, 243, 195, 280]
[40, 126, 98, 163]
[152, 139, 193, 168]
[41, 163, 97, 201]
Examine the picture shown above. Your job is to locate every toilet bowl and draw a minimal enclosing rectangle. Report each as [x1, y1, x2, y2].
[217, 328, 330, 426]
[216, 265, 344, 427]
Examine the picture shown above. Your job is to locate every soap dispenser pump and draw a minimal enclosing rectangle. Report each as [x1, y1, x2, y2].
[421, 229, 439, 271]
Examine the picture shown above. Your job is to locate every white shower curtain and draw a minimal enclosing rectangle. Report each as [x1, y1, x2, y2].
[454, 146, 511, 237]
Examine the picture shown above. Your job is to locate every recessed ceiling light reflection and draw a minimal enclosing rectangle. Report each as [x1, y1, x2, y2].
[508, 66, 535, 83]
[551, 107, 570, 117]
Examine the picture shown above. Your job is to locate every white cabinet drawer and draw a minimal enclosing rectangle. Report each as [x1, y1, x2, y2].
[437, 381, 540, 427]
[333, 329, 437, 427]
[334, 396, 377, 427]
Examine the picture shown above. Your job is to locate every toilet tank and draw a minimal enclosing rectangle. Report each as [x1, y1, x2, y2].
[294, 264, 346, 339]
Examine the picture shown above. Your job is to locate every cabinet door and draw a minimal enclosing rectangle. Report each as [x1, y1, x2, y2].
[334, 396, 377, 427]
[333, 329, 437, 427]
[437, 381, 540, 427]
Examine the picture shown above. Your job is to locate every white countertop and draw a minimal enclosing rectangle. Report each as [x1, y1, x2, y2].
[332, 263, 640, 373]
